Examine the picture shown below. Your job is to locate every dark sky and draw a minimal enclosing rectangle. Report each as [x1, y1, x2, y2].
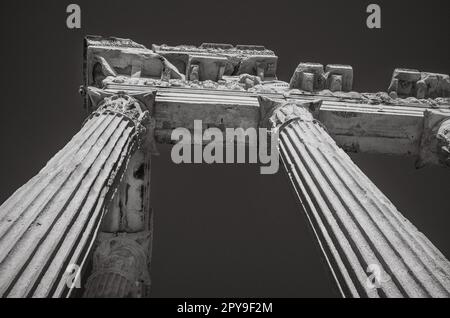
[0, 0, 449, 297]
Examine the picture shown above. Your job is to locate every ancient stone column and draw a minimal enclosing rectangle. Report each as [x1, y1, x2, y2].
[258, 96, 450, 298]
[0, 93, 152, 298]
[82, 133, 155, 298]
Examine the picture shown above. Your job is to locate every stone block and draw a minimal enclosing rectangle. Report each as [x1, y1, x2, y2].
[188, 64, 200, 81]
[397, 80, 414, 96]
[238, 55, 278, 80]
[186, 55, 228, 81]
[436, 73, 450, 98]
[389, 69, 449, 98]
[156, 52, 189, 74]
[289, 62, 324, 90]
[301, 72, 315, 92]
[416, 80, 427, 99]
[329, 74, 343, 92]
[441, 76, 450, 97]
[422, 73, 439, 97]
[393, 68, 421, 82]
[388, 78, 399, 93]
[325, 64, 353, 91]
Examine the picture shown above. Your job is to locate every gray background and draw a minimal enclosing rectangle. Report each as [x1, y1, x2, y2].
[0, 0, 449, 297]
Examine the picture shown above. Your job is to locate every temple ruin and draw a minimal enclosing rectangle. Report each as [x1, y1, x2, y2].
[0, 36, 449, 298]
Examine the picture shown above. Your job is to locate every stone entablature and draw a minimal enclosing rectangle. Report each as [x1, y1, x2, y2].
[152, 43, 278, 81]
[388, 68, 450, 99]
[84, 36, 450, 110]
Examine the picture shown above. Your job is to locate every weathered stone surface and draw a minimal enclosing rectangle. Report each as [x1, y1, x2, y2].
[388, 68, 450, 99]
[388, 78, 399, 94]
[388, 91, 398, 99]
[416, 80, 427, 99]
[289, 62, 324, 91]
[188, 64, 200, 82]
[152, 42, 278, 80]
[423, 73, 450, 98]
[393, 68, 422, 82]
[325, 64, 353, 92]
[290, 63, 353, 92]
[85, 36, 184, 92]
[186, 55, 227, 81]
[328, 74, 343, 92]
[239, 74, 261, 90]
[417, 109, 450, 167]
[301, 72, 315, 91]
[102, 151, 152, 233]
[238, 55, 278, 80]
[389, 69, 421, 97]
[200, 43, 234, 50]
[259, 96, 450, 298]
[235, 44, 267, 51]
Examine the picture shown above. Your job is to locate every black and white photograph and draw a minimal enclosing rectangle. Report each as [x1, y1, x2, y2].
[0, 0, 449, 306]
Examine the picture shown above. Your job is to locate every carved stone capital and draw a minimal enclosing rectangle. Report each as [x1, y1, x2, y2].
[417, 109, 450, 168]
[83, 234, 151, 298]
[86, 89, 158, 154]
[87, 88, 156, 113]
[258, 95, 323, 131]
[95, 94, 148, 124]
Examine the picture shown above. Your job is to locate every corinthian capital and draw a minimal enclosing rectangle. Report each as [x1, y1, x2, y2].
[258, 95, 323, 130]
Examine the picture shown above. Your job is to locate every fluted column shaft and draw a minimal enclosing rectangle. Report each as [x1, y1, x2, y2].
[259, 96, 450, 298]
[0, 94, 150, 298]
